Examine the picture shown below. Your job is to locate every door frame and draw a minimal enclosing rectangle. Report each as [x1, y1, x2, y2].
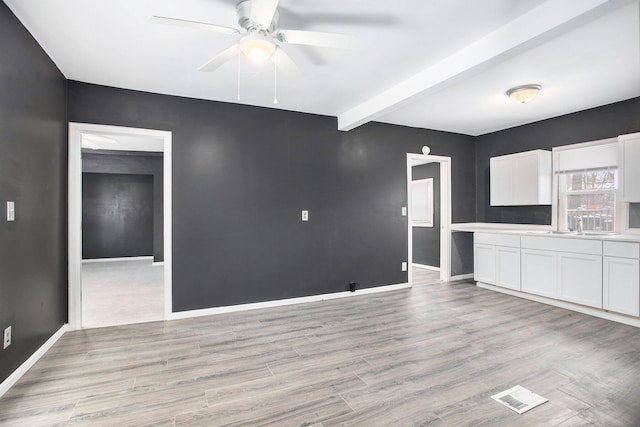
[68, 123, 173, 329]
[407, 153, 452, 285]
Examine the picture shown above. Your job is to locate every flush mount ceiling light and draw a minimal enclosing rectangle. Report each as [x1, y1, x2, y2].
[239, 34, 276, 63]
[506, 84, 542, 103]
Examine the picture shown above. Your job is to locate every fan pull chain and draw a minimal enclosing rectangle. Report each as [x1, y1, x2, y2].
[273, 54, 278, 105]
[236, 50, 241, 101]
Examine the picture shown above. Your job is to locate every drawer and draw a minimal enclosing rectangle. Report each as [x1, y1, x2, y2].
[521, 235, 602, 255]
[603, 241, 640, 259]
[474, 232, 520, 248]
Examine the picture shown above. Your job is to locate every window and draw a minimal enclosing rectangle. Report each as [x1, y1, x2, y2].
[557, 168, 617, 232]
[553, 138, 620, 232]
[410, 178, 433, 227]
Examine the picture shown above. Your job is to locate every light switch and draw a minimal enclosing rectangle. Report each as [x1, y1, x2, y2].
[7, 201, 15, 221]
[401, 206, 407, 216]
[301, 210, 309, 221]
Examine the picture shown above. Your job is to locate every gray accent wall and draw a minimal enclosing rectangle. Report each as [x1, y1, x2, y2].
[67, 81, 477, 312]
[476, 97, 640, 225]
[451, 232, 474, 277]
[630, 204, 640, 228]
[82, 173, 154, 259]
[82, 151, 164, 261]
[0, 3, 67, 383]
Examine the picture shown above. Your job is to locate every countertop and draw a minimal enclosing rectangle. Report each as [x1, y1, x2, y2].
[450, 223, 640, 243]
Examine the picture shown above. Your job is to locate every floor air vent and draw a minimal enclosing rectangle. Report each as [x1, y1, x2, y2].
[491, 385, 548, 414]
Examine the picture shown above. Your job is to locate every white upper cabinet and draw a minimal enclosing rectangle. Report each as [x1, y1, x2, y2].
[490, 150, 552, 206]
[619, 132, 640, 202]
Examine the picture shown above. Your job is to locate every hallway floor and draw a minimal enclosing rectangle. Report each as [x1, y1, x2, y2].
[81, 258, 164, 328]
[412, 266, 441, 285]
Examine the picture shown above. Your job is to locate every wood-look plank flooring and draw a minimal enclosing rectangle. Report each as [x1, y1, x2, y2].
[412, 267, 441, 286]
[2, 272, 640, 426]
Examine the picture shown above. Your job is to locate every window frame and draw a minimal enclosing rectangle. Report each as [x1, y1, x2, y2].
[410, 178, 434, 227]
[552, 138, 626, 233]
[556, 168, 618, 232]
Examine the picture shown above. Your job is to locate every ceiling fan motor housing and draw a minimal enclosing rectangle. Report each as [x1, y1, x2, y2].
[237, 0, 278, 34]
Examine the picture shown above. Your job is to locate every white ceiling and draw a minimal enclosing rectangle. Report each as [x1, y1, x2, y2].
[5, 0, 639, 136]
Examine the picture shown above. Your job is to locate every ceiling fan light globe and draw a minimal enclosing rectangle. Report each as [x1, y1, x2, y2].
[239, 35, 276, 63]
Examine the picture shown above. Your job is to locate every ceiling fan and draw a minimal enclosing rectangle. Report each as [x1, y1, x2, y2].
[150, 0, 355, 77]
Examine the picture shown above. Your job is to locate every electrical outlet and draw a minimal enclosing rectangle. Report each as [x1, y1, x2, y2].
[402, 262, 407, 271]
[3, 326, 11, 349]
[301, 210, 309, 221]
[401, 206, 407, 216]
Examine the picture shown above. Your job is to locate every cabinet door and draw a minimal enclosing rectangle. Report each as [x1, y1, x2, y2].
[603, 256, 640, 316]
[620, 133, 640, 202]
[513, 153, 539, 205]
[557, 252, 602, 308]
[474, 244, 496, 284]
[495, 246, 520, 290]
[521, 249, 556, 298]
[490, 156, 513, 206]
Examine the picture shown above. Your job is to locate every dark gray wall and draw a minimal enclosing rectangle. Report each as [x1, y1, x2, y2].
[476, 97, 640, 224]
[82, 173, 154, 259]
[630, 204, 640, 228]
[67, 81, 476, 312]
[82, 151, 164, 261]
[451, 232, 474, 277]
[411, 163, 441, 267]
[0, 3, 67, 383]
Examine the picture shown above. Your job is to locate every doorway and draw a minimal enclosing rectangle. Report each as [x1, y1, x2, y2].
[407, 153, 451, 286]
[68, 123, 173, 329]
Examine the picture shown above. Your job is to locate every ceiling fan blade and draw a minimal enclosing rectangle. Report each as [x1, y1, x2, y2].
[199, 45, 240, 72]
[250, 0, 279, 28]
[149, 16, 238, 35]
[272, 48, 302, 78]
[277, 29, 355, 49]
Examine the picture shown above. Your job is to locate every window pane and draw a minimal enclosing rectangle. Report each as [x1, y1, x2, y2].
[566, 170, 616, 191]
[560, 168, 617, 232]
[565, 193, 616, 231]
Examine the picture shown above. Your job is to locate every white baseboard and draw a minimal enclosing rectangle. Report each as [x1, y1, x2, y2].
[450, 273, 474, 281]
[412, 263, 440, 271]
[477, 282, 640, 328]
[152, 261, 164, 266]
[82, 256, 154, 263]
[0, 324, 70, 398]
[168, 282, 411, 320]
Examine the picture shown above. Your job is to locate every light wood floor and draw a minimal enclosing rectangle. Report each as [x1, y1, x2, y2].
[2, 275, 640, 426]
[412, 267, 441, 286]
[82, 259, 164, 328]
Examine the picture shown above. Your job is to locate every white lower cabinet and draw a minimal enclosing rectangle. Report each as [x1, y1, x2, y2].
[474, 244, 496, 284]
[495, 246, 521, 290]
[521, 248, 557, 298]
[521, 236, 603, 308]
[474, 233, 520, 290]
[474, 232, 640, 320]
[557, 252, 602, 308]
[603, 241, 640, 316]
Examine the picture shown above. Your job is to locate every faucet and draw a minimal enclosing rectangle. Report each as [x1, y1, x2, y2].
[576, 216, 583, 234]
